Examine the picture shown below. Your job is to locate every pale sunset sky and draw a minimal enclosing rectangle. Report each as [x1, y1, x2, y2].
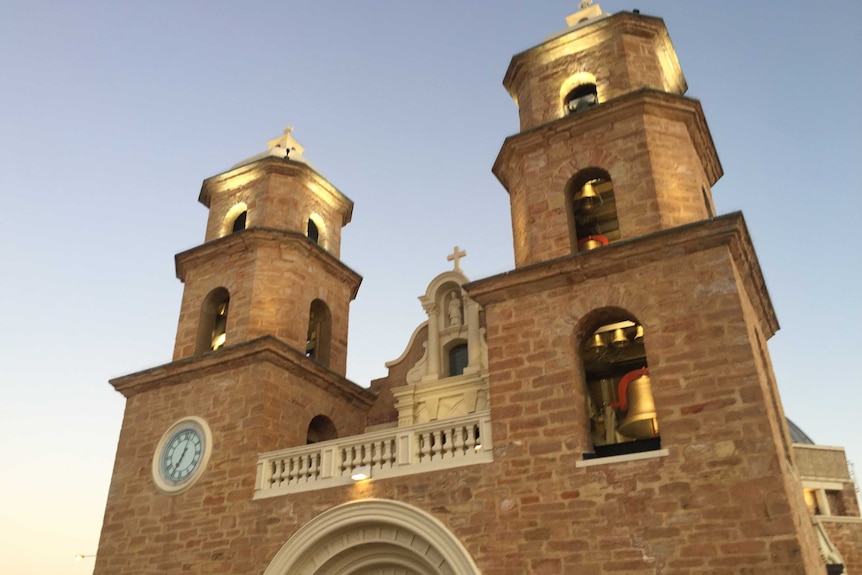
[0, 1, 859, 573]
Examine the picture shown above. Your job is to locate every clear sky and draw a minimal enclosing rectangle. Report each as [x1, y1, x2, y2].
[0, 1, 860, 573]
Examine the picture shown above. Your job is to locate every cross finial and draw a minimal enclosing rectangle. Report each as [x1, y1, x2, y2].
[447, 246, 467, 272]
[578, 0, 593, 8]
[266, 125, 305, 157]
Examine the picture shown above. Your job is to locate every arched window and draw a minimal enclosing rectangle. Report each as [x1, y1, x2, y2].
[221, 203, 248, 237]
[581, 314, 659, 458]
[196, 287, 230, 354]
[566, 168, 619, 253]
[306, 415, 338, 444]
[306, 299, 332, 367]
[564, 83, 598, 115]
[307, 218, 319, 244]
[231, 210, 247, 233]
[447, 342, 468, 377]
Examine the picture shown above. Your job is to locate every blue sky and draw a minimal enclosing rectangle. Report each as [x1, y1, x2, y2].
[0, 1, 860, 572]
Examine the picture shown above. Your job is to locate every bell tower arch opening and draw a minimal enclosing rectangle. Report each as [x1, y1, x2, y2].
[195, 287, 230, 354]
[221, 202, 248, 237]
[561, 72, 599, 116]
[306, 213, 327, 249]
[307, 218, 319, 244]
[578, 308, 659, 458]
[306, 299, 332, 367]
[565, 168, 619, 253]
[231, 210, 247, 233]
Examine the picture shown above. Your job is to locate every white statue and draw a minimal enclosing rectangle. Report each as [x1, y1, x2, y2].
[447, 291, 463, 327]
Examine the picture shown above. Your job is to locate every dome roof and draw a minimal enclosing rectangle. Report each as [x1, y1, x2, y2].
[786, 418, 815, 445]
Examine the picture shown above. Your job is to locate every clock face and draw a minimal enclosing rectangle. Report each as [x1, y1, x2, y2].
[152, 417, 212, 494]
[161, 427, 204, 483]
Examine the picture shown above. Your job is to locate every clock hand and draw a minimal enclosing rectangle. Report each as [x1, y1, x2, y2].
[176, 440, 190, 468]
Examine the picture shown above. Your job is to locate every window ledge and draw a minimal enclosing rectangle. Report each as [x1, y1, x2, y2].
[575, 448, 669, 468]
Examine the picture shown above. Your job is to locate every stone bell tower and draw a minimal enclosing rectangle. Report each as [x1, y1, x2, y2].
[467, 3, 830, 572]
[93, 129, 375, 575]
[495, 2, 720, 268]
[172, 127, 358, 374]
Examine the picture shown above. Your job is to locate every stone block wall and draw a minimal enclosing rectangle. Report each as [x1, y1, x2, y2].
[504, 12, 686, 132]
[200, 159, 351, 259]
[95, 343, 373, 575]
[495, 92, 719, 269]
[171, 230, 360, 375]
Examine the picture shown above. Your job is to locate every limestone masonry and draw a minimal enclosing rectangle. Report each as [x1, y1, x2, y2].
[94, 5, 862, 574]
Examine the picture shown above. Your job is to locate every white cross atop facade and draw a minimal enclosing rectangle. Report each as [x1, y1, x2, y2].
[447, 246, 467, 272]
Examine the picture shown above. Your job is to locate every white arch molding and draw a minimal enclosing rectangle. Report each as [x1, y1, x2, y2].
[263, 499, 481, 575]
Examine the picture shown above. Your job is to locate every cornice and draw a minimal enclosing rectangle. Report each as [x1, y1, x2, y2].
[174, 227, 363, 299]
[110, 335, 377, 407]
[465, 213, 779, 337]
[493, 89, 723, 189]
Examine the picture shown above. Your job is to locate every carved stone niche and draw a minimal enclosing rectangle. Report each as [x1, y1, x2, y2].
[390, 270, 489, 427]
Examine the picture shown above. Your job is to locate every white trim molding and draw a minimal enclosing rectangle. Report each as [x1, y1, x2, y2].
[263, 499, 482, 575]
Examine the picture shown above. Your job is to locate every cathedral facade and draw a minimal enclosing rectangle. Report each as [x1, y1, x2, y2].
[94, 5, 861, 574]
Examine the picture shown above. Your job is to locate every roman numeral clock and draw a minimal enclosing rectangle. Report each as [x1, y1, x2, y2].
[151, 417, 213, 494]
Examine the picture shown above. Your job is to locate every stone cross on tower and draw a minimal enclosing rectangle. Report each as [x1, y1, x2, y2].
[447, 246, 467, 272]
[567, 0, 602, 26]
[266, 125, 305, 157]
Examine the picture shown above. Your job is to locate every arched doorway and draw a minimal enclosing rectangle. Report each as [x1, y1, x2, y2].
[263, 499, 481, 575]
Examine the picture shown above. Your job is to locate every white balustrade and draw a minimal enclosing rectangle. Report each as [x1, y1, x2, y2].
[254, 412, 493, 498]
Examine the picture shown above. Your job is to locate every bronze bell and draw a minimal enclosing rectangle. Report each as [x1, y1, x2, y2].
[611, 327, 630, 348]
[586, 332, 606, 352]
[617, 369, 658, 440]
[573, 180, 603, 212]
[577, 234, 608, 252]
[634, 324, 644, 342]
[211, 305, 228, 350]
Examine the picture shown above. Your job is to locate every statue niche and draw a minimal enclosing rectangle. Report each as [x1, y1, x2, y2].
[388, 267, 489, 426]
[447, 291, 463, 328]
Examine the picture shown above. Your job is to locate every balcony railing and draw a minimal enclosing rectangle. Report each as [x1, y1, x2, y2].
[254, 411, 493, 498]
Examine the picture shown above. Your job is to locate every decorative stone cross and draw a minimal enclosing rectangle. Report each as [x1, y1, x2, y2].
[447, 246, 467, 272]
[268, 126, 294, 149]
[266, 125, 305, 157]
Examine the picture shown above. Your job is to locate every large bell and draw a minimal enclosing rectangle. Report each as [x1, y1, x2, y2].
[573, 180, 603, 212]
[577, 234, 608, 252]
[617, 369, 658, 440]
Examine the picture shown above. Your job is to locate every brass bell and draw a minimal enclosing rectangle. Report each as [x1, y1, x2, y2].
[634, 324, 644, 342]
[577, 234, 608, 252]
[611, 327, 630, 348]
[573, 180, 603, 212]
[211, 305, 228, 351]
[586, 332, 606, 352]
[617, 369, 658, 439]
